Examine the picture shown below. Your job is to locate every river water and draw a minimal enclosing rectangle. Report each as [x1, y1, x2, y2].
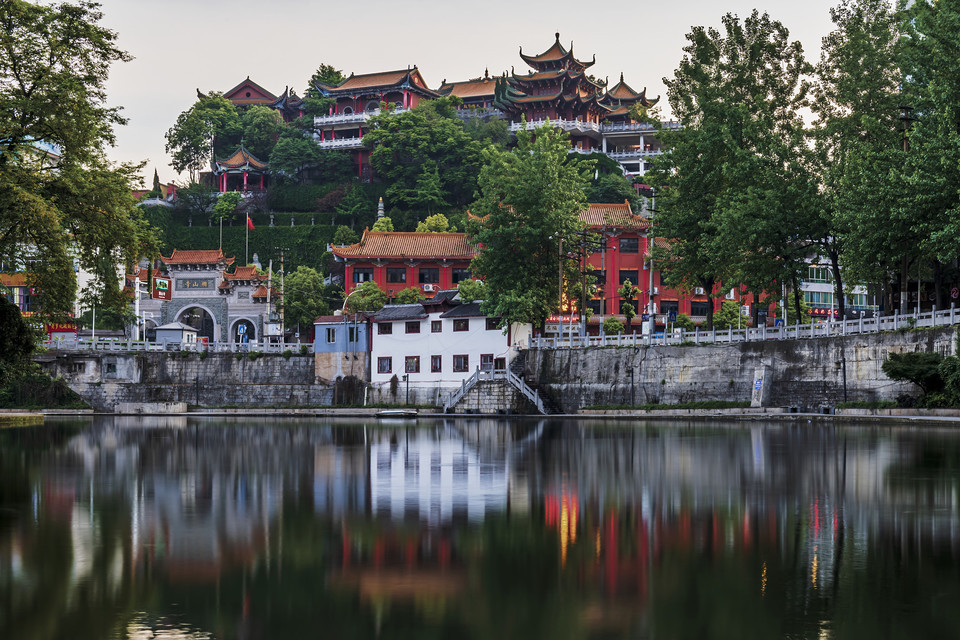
[1, 416, 958, 639]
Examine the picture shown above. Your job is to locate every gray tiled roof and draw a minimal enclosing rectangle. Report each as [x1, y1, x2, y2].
[439, 302, 488, 318]
[373, 304, 427, 322]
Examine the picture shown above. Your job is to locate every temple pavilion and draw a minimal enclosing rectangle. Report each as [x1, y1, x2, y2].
[213, 144, 269, 193]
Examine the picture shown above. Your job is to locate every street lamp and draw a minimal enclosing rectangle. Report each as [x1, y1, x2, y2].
[402, 373, 409, 406]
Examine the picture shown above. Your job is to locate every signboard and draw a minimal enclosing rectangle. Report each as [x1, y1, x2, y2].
[175, 278, 213, 291]
[754, 379, 763, 390]
[153, 277, 172, 301]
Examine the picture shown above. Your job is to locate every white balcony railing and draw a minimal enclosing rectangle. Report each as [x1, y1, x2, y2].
[313, 106, 409, 127]
[315, 137, 365, 150]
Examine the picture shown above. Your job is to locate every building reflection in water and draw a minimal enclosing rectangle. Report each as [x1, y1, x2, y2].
[1, 416, 959, 639]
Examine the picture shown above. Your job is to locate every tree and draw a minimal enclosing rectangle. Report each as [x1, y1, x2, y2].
[602, 316, 625, 335]
[344, 281, 386, 313]
[585, 173, 639, 210]
[882, 352, 944, 395]
[811, 0, 903, 318]
[302, 63, 346, 118]
[214, 192, 242, 223]
[364, 97, 485, 215]
[371, 216, 394, 232]
[394, 287, 425, 304]
[269, 135, 322, 185]
[712, 300, 745, 330]
[649, 11, 816, 328]
[282, 266, 331, 331]
[470, 120, 592, 328]
[457, 278, 484, 302]
[165, 93, 241, 181]
[175, 182, 218, 220]
[416, 213, 455, 233]
[618, 279, 639, 331]
[673, 313, 696, 332]
[0, 296, 36, 385]
[332, 225, 359, 246]
[0, 0, 159, 321]
[240, 105, 283, 160]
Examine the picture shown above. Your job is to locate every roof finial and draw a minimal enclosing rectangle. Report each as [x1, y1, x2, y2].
[620, 71, 624, 83]
[555, 32, 560, 40]
[484, 67, 489, 79]
[377, 197, 385, 219]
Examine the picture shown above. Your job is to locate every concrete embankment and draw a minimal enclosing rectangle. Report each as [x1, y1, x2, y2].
[524, 327, 957, 413]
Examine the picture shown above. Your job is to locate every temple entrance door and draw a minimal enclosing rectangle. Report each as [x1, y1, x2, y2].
[177, 307, 215, 341]
[233, 319, 257, 345]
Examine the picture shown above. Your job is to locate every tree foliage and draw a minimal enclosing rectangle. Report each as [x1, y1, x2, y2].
[0, 0, 158, 321]
[457, 278, 484, 302]
[394, 287, 425, 304]
[470, 121, 592, 327]
[0, 296, 36, 385]
[364, 97, 484, 221]
[882, 352, 944, 395]
[240, 105, 284, 160]
[344, 281, 386, 313]
[282, 266, 330, 330]
[165, 94, 241, 181]
[371, 217, 394, 232]
[416, 213, 455, 233]
[649, 11, 815, 328]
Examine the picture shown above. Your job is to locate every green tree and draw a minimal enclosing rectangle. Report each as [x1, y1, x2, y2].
[344, 281, 386, 313]
[416, 213, 454, 233]
[269, 135, 322, 185]
[240, 105, 284, 160]
[335, 185, 376, 229]
[882, 352, 944, 395]
[463, 115, 510, 149]
[602, 316, 625, 335]
[371, 216, 394, 232]
[457, 278, 484, 302]
[898, 0, 960, 311]
[165, 93, 241, 181]
[302, 63, 346, 118]
[175, 182, 218, 221]
[585, 173, 639, 210]
[811, 0, 903, 318]
[394, 287, 425, 304]
[713, 300, 745, 330]
[364, 97, 484, 215]
[649, 11, 815, 328]
[214, 192, 242, 223]
[617, 279, 639, 331]
[0, 296, 37, 385]
[673, 313, 696, 332]
[282, 266, 330, 331]
[470, 120, 592, 328]
[0, 0, 159, 321]
[332, 225, 359, 246]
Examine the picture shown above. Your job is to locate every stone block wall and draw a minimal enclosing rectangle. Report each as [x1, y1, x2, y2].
[525, 328, 958, 412]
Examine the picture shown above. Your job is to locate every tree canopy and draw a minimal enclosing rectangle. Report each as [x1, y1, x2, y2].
[165, 93, 241, 182]
[469, 120, 591, 328]
[0, 0, 158, 321]
[282, 266, 330, 330]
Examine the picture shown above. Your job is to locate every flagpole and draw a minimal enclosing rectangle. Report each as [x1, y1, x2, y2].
[245, 214, 249, 265]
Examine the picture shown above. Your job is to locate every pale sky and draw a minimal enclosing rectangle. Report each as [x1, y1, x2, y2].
[94, 0, 843, 184]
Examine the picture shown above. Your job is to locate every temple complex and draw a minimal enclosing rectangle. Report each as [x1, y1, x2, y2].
[213, 144, 269, 193]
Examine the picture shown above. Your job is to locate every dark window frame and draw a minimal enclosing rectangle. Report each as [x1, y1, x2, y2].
[453, 319, 469, 332]
[377, 357, 392, 374]
[430, 355, 442, 373]
[619, 237, 639, 253]
[378, 323, 392, 335]
[386, 267, 407, 283]
[453, 354, 469, 372]
[405, 356, 420, 373]
[431, 320, 442, 333]
[405, 321, 421, 334]
[419, 268, 440, 284]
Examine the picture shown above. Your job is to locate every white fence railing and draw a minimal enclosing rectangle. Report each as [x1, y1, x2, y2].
[531, 307, 960, 350]
[43, 339, 311, 354]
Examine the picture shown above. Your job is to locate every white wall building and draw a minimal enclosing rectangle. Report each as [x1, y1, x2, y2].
[369, 293, 531, 389]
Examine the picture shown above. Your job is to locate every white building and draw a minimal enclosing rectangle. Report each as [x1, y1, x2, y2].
[369, 291, 531, 389]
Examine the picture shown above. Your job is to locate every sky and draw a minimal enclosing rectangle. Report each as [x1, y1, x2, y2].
[93, 0, 844, 184]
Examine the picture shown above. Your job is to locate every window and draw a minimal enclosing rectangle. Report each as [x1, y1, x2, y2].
[480, 354, 494, 371]
[453, 354, 469, 372]
[619, 270, 639, 286]
[353, 268, 373, 283]
[494, 357, 506, 371]
[386, 267, 406, 283]
[486, 317, 499, 331]
[419, 268, 439, 284]
[405, 356, 420, 373]
[804, 291, 834, 305]
[453, 319, 469, 332]
[690, 301, 710, 317]
[105, 363, 117, 374]
[348, 327, 358, 343]
[619, 237, 639, 253]
[452, 268, 471, 283]
[378, 323, 392, 335]
[326, 327, 337, 343]
[431, 320, 442, 333]
[807, 266, 831, 283]
[661, 300, 679, 316]
[378, 357, 392, 374]
[431, 355, 442, 372]
[405, 321, 420, 334]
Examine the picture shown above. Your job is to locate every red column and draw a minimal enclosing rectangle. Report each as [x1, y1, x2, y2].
[259, 174, 263, 190]
[332, 129, 336, 140]
[243, 171, 248, 191]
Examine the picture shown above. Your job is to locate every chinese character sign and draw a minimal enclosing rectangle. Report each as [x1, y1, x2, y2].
[153, 277, 172, 301]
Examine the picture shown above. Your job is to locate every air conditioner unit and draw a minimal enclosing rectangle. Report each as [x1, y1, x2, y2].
[651, 287, 659, 295]
[694, 287, 705, 296]
[422, 284, 437, 292]
[725, 288, 737, 300]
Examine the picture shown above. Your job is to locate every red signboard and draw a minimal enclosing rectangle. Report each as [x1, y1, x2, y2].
[153, 277, 172, 301]
[45, 323, 76, 338]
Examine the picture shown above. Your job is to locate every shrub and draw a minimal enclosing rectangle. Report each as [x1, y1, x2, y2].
[282, 349, 292, 360]
[199, 350, 208, 360]
[603, 317, 624, 335]
[248, 351, 261, 361]
[881, 351, 944, 394]
[235, 353, 244, 361]
[673, 313, 696, 332]
[299, 345, 310, 356]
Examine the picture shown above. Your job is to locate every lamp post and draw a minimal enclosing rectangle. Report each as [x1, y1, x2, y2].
[403, 373, 409, 406]
[626, 367, 635, 406]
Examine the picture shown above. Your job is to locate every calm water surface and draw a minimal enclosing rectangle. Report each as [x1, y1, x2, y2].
[1, 416, 958, 639]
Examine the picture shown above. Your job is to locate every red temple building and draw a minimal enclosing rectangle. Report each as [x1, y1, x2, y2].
[213, 144, 268, 193]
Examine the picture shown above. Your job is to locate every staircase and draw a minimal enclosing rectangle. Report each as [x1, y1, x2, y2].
[442, 351, 557, 414]
[508, 351, 562, 415]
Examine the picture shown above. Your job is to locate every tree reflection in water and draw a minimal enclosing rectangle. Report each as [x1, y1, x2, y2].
[0, 417, 958, 639]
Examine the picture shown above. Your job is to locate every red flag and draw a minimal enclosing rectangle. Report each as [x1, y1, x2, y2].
[247, 215, 255, 231]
